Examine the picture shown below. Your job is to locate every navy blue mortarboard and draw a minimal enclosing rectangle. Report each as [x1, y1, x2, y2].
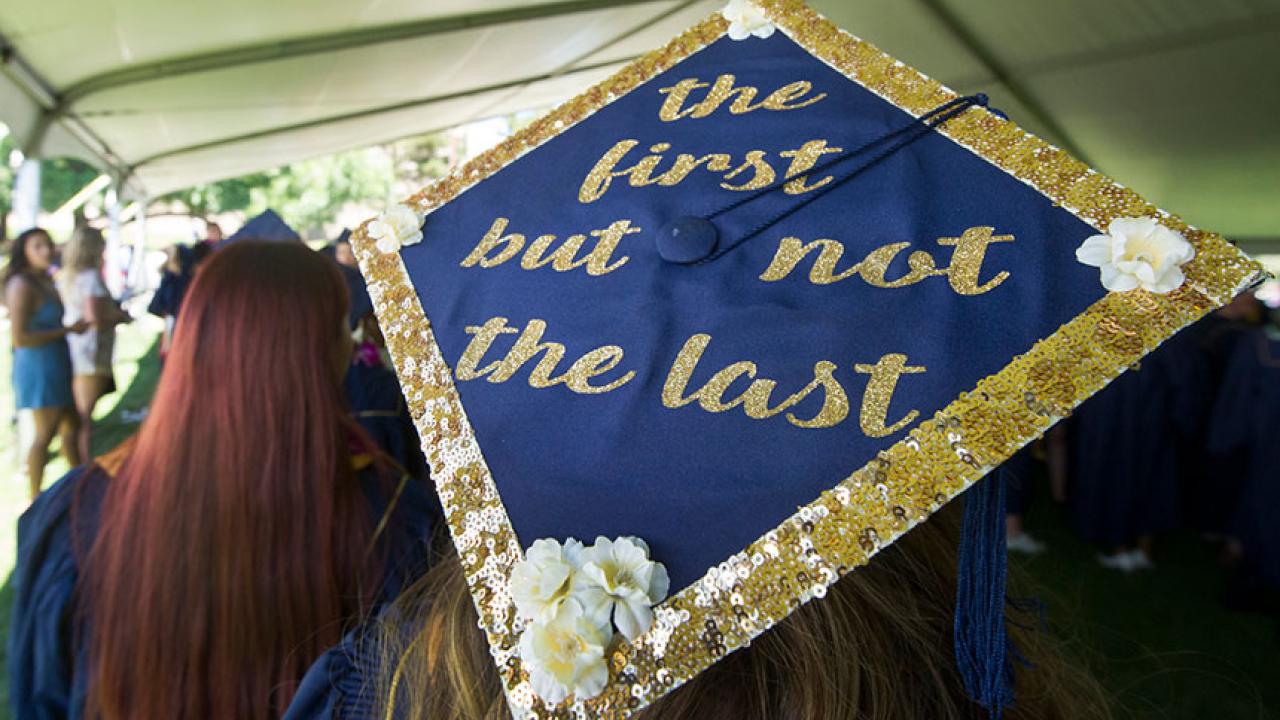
[222, 209, 301, 246]
[352, 1, 1265, 717]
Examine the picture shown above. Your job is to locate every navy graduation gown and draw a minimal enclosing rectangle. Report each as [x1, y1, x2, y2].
[7, 459, 435, 719]
[1066, 328, 1202, 547]
[1179, 315, 1257, 532]
[344, 356, 428, 480]
[284, 623, 384, 720]
[1207, 329, 1280, 590]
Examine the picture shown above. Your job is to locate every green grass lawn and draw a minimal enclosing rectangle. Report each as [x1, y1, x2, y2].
[1014, 493, 1279, 719]
[0, 321, 1275, 719]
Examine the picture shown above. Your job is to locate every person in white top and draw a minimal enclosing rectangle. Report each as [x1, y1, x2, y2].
[60, 225, 131, 460]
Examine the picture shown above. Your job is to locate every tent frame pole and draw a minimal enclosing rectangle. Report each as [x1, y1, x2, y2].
[913, 0, 1093, 166]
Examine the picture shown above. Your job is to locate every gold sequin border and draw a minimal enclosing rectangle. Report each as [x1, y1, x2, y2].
[353, 2, 1266, 718]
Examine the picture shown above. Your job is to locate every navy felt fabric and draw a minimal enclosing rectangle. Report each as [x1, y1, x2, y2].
[224, 209, 301, 245]
[400, 33, 1106, 591]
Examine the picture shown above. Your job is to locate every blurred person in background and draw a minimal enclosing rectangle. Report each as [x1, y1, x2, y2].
[333, 229, 357, 269]
[1208, 300, 1280, 613]
[147, 244, 194, 362]
[8, 241, 435, 720]
[60, 225, 132, 461]
[5, 227, 89, 500]
[203, 220, 223, 246]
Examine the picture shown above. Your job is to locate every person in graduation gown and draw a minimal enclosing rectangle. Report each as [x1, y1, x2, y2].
[147, 244, 194, 362]
[283, 502, 1109, 720]
[8, 242, 435, 720]
[1207, 317, 1280, 601]
[343, 313, 430, 485]
[1179, 294, 1267, 534]
[1067, 326, 1204, 572]
[1004, 445, 1047, 555]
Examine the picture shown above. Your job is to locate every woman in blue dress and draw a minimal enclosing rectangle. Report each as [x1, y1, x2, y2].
[5, 227, 89, 500]
[8, 241, 436, 720]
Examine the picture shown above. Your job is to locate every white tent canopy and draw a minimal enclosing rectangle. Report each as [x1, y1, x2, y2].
[2, 0, 1278, 246]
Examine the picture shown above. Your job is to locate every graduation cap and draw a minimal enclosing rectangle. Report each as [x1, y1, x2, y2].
[352, 1, 1265, 716]
[222, 209, 301, 245]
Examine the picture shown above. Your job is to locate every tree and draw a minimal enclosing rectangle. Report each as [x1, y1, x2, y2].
[39, 156, 99, 212]
[157, 173, 270, 219]
[243, 147, 394, 236]
[119, 128, 456, 235]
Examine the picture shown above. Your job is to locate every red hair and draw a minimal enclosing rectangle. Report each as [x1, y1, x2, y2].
[80, 241, 382, 719]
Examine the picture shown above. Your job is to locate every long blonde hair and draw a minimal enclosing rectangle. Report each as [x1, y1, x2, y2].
[60, 224, 107, 278]
[373, 504, 1111, 720]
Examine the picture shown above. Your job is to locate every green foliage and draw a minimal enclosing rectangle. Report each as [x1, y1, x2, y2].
[245, 148, 394, 236]
[389, 133, 451, 188]
[151, 132, 454, 236]
[39, 156, 99, 212]
[158, 174, 268, 218]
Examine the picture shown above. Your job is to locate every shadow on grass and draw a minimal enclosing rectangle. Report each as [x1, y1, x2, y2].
[0, 337, 161, 720]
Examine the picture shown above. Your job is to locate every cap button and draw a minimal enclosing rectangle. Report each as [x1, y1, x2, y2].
[656, 216, 718, 264]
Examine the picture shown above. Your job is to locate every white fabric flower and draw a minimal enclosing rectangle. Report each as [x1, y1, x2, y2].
[519, 598, 611, 704]
[1075, 217, 1195, 294]
[510, 538, 584, 622]
[367, 203, 424, 254]
[571, 536, 670, 642]
[722, 0, 775, 40]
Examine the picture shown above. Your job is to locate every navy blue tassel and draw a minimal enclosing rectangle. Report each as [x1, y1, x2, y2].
[954, 469, 1015, 718]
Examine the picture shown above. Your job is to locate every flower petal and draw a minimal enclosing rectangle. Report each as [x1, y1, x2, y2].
[1108, 216, 1155, 243]
[1100, 265, 1139, 292]
[613, 600, 654, 642]
[1074, 235, 1113, 267]
[647, 562, 670, 603]
[1150, 266, 1185, 294]
[529, 666, 569, 705]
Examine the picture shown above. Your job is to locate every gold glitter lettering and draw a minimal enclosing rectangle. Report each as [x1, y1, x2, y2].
[565, 346, 636, 394]
[460, 217, 524, 268]
[458, 317, 635, 395]
[521, 234, 588, 272]
[759, 237, 859, 285]
[487, 319, 567, 387]
[657, 153, 733, 186]
[455, 317, 519, 381]
[657, 75, 826, 121]
[784, 361, 850, 429]
[760, 80, 828, 112]
[853, 354, 926, 437]
[663, 335, 851, 430]
[580, 139, 640, 203]
[720, 151, 776, 191]
[584, 220, 641, 276]
[780, 140, 842, 194]
[935, 226, 1014, 295]
[759, 229, 1013, 295]
[657, 78, 712, 121]
[467, 218, 636, 277]
[857, 243, 942, 289]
